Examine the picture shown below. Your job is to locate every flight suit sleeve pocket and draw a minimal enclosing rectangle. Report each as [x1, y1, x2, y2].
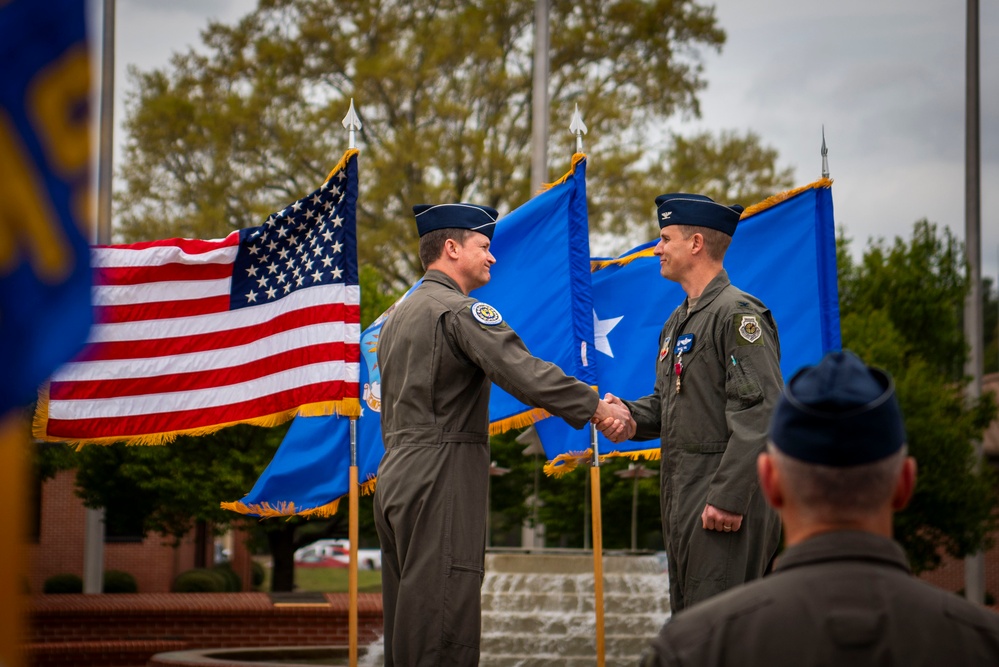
[726, 350, 764, 409]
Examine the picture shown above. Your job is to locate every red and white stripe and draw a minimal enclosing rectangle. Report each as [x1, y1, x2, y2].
[39, 234, 360, 444]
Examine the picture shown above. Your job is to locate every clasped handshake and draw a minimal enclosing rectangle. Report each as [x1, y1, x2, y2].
[591, 393, 637, 443]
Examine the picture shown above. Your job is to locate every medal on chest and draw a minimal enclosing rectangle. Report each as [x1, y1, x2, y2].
[673, 334, 694, 394]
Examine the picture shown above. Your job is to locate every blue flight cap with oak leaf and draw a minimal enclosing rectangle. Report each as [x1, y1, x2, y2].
[413, 203, 498, 240]
[769, 350, 906, 467]
[655, 193, 744, 236]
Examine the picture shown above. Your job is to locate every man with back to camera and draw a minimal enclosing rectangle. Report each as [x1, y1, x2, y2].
[640, 350, 999, 666]
[373, 202, 628, 666]
[598, 193, 783, 612]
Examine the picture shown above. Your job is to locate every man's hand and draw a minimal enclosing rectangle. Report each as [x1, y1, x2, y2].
[701, 504, 743, 533]
[593, 393, 637, 443]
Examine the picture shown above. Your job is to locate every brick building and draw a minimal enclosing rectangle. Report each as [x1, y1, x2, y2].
[29, 468, 253, 594]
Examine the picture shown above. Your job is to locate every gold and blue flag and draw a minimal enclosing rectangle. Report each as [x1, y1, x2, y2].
[1, 0, 93, 415]
[536, 179, 841, 471]
[475, 153, 596, 433]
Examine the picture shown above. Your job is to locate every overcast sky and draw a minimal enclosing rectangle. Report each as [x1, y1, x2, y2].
[92, 0, 999, 280]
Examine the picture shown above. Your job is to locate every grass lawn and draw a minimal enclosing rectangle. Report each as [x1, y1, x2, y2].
[262, 565, 382, 593]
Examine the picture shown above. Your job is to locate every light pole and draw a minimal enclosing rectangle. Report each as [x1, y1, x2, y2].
[486, 461, 511, 547]
[614, 463, 657, 551]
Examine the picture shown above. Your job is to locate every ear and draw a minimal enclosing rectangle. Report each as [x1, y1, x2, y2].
[757, 452, 784, 510]
[444, 238, 461, 258]
[891, 456, 917, 511]
[689, 232, 705, 255]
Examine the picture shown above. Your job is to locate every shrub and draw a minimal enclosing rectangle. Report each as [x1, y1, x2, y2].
[212, 562, 242, 592]
[103, 569, 138, 593]
[172, 568, 226, 592]
[44, 573, 83, 594]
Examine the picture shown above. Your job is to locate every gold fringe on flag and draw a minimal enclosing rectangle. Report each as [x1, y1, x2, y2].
[323, 147, 360, 185]
[537, 152, 586, 193]
[220, 473, 379, 520]
[590, 247, 656, 271]
[740, 177, 833, 219]
[541, 446, 662, 477]
[489, 407, 553, 436]
[33, 386, 360, 448]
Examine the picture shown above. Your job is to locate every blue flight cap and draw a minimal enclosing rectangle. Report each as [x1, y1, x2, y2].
[769, 350, 906, 467]
[655, 193, 744, 236]
[413, 203, 498, 240]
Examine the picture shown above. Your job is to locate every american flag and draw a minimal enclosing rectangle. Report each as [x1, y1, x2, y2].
[34, 150, 361, 446]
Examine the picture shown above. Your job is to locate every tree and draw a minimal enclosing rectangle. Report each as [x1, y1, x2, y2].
[116, 0, 793, 288]
[838, 223, 998, 573]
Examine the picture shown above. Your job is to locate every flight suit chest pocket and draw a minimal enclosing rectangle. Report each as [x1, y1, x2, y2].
[726, 350, 764, 409]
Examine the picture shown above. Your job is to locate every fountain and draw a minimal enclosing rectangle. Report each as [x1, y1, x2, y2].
[479, 550, 670, 666]
[152, 550, 668, 666]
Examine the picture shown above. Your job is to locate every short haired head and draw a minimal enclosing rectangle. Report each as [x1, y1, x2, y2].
[655, 193, 744, 237]
[769, 350, 906, 467]
[413, 203, 498, 240]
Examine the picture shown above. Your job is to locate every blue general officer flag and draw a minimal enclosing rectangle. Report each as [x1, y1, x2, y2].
[223, 284, 419, 517]
[1, 0, 93, 415]
[537, 180, 841, 468]
[473, 154, 596, 433]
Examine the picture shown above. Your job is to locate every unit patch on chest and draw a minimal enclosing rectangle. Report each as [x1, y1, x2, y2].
[734, 314, 764, 345]
[470, 301, 503, 326]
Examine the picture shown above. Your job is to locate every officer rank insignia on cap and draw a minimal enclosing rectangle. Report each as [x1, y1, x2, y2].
[736, 314, 763, 344]
[470, 302, 503, 326]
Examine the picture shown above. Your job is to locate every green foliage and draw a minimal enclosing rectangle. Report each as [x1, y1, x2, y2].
[487, 429, 662, 550]
[43, 573, 83, 594]
[72, 423, 286, 541]
[838, 221, 999, 573]
[172, 568, 227, 592]
[115, 0, 794, 289]
[102, 569, 139, 593]
[212, 562, 243, 592]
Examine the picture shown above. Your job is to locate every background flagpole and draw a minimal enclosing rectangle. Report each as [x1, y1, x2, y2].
[342, 99, 362, 667]
[572, 106, 605, 666]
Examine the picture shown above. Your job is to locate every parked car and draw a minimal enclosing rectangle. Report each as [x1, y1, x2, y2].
[294, 539, 381, 569]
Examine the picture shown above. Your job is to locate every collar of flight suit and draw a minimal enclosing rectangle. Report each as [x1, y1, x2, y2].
[422, 269, 464, 294]
[684, 268, 731, 316]
[774, 531, 912, 576]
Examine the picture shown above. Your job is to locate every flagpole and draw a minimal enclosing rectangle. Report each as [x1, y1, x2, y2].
[342, 100, 362, 667]
[348, 418, 359, 667]
[572, 107, 605, 667]
[590, 425, 606, 667]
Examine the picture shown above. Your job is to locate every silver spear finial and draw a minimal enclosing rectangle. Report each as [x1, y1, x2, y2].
[821, 125, 829, 179]
[342, 98, 362, 149]
[570, 104, 587, 154]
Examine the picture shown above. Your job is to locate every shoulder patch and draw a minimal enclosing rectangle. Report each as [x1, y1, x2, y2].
[734, 314, 764, 345]
[470, 301, 503, 326]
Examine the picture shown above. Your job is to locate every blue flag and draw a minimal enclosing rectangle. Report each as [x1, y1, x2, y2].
[474, 154, 596, 433]
[222, 283, 417, 517]
[536, 180, 841, 469]
[226, 156, 596, 516]
[1, 0, 93, 415]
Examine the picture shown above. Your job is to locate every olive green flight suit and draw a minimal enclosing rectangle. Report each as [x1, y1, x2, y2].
[623, 269, 783, 612]
[374, 270, 598, 667]
[641, 532, 999, 666]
